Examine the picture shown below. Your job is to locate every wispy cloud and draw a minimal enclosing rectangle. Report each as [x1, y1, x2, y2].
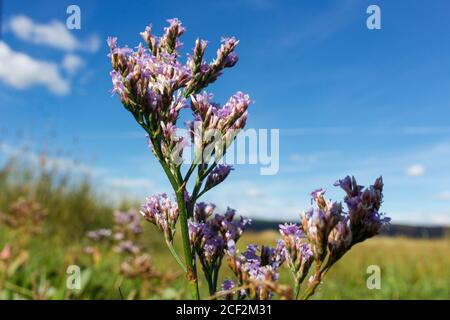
[7, 15, 100, 53]
[400, 126, 450, 135]
[0, 142, 105, 176]
[436, 191, 450, 201]
[62, 54, 84, 75]
[0, 41, 70, 95]
[281, 127, 351, 137]
[274, 0, 356, 51]
[281, 126, 450, 137]
[106, 177, 154, 190]
[406, 164, 426, 177]
[245, 187, 264, 198]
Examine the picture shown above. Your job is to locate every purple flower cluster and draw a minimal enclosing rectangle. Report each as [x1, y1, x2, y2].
[189, 91, 252, 163]
[226, 241, 284, 300]
[115, 240, 140, 255]
[188, 203, 250, 294]
[114, 209, 143, 236]
[299, 176, 390, 269]
[189, 204, 250, 268]
[334, 176, 390, 245]
[140, 193, 179, 242]
[301, 189, 343, 261]
[108, 19, 247, 166]
[86, 209, 144, 255]
[185, 37, 239, 96]
[278, 223, 313, 284]
[107, 19, 391, 301]
[86, 228, 112, 241]
[204, 164, 233, 191]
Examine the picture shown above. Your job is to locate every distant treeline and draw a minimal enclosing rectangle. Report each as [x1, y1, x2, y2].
[248, 220, 450, 239]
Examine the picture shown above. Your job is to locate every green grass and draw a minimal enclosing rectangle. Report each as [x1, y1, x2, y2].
[1, 159, 449, 299]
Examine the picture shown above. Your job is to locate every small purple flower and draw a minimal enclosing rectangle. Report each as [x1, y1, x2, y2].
[110, 70, 125, 97]
[279, 223, 302, 237]
[334, 176, 363, 197]
[222, 279, 235, 291]
[107, 36, 118, 51]
[310, 188, 325, 204]
[205, 164, 233, 190]
[221, 279, 236, 300]
[194, 202, 216, 222]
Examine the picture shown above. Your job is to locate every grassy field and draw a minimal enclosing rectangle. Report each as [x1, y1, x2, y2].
[1, 159, 449, 300]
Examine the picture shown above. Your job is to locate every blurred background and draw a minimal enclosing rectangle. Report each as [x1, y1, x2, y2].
[0, 0, 449, 299]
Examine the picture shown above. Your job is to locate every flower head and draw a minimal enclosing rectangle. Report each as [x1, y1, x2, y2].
[108, 19, 249, 168]
[205, 164, 233, 190]
[335, 176, 390, 245]
[189, 205, 250, 269]
[278, 224, 313, 284]
[140, 193, 179, 242]
[226, 242, 284, 300]
[301, 190, 343, 261]
[114, 209, 142, 235]
[327, 216, 352, 265]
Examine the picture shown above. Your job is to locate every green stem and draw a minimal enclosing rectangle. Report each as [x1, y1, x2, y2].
[165, 240, 187, 273]
[175, 184, 200, 300]
[183, 163, 197, 184]
[294, 280, 301, 300]
[300, 263, 330, 300]
[212, 257, 222, 294]
[149, 137, 200, 300]
[198, 256, 215, 296]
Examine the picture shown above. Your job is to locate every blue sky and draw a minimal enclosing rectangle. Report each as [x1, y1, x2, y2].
[1, 0, 450, 225]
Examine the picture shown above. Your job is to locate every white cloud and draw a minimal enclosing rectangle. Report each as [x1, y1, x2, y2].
[107, 178, 154, 190]
[289, 153, 320, 164]
[406, 164, 426, 177]
[400, 126, 450, 135]
[245, 187, 264, 198]
[62, 54, 84, 74]
[0, 41, 69, 95]
[0, 142, 104, 176]
[80, 35, 101, 53]
[436, 191, 450, 201]
[8, 15, 100, 53]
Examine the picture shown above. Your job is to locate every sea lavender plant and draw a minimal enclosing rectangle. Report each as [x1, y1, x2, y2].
[108, 18, 251, 299]
[108, 18, 390, 300]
